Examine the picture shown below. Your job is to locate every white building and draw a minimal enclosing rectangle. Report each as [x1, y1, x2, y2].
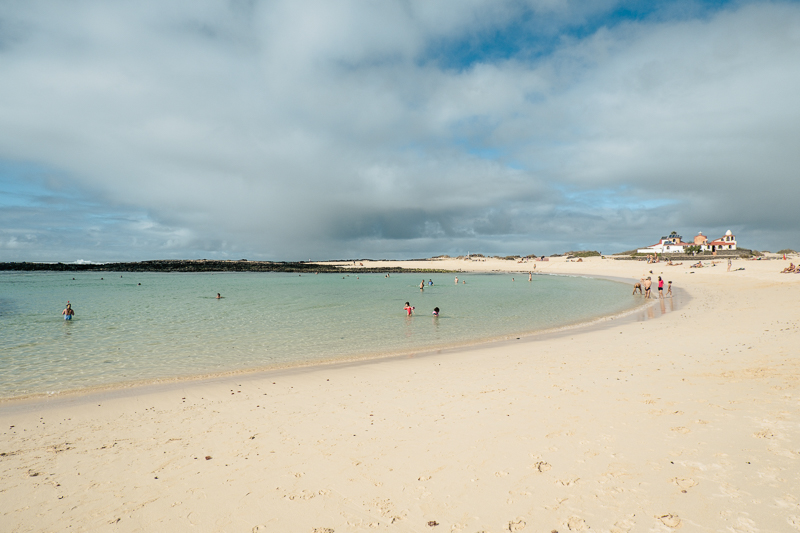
[703, 230, 737, 252]
[639, 230, 737, 254]
[637, 231, 691, 254]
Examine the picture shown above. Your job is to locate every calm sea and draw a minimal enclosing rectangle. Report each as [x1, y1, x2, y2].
[0, 271, 639, 399]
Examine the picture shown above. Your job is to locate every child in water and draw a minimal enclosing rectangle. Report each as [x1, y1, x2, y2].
[432, 307, 439, 316]
[404, 302, 415, 316]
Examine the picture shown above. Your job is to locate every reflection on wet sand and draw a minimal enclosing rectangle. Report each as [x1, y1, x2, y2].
[638, 290, 678, 322]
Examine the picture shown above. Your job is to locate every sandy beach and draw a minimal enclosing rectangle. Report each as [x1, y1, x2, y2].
[2, 256, 799, 532]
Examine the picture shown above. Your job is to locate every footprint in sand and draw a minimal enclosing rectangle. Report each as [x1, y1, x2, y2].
[670, 427, 690, 434]
[672, 477, 698, 490]
[495, 471, 510, 477]
[612, 515, 636, 532]
[285, 489, 316, 500]
[788, 516, 800, 531]
[418, 475, 432, 481]
[753, 429, 775, 439]
[507, 518, 526, 531]
[657, 514, 682, 528]
[566, 516, 588, 530]
[532, 461, 552, 472]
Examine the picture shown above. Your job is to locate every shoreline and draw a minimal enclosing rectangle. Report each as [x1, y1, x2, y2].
[2, 256, 798, 532]
[1, 271, 658, 406]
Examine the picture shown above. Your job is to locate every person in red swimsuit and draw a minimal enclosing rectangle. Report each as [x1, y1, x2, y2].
[404, 302, 415, 316]
[657, 276, 664, 299]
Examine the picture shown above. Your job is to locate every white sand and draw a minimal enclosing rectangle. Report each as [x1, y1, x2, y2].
[2, 256, 800, 532]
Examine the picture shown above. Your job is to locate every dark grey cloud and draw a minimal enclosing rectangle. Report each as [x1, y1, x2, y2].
[1, 0, 799, 262]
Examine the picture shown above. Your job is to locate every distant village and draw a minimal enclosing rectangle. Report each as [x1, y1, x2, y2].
[638, 231, 737, 255]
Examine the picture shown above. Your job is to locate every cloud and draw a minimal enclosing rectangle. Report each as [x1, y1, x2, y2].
[0, 0, 798, 261]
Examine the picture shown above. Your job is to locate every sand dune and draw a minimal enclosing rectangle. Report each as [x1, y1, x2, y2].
[2, 256, 799, 532]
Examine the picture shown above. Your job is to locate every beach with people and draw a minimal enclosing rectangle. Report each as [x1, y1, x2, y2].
[1, 255, 799, 532]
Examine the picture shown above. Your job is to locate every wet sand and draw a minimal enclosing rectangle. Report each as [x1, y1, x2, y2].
[1, 255, 799, 532]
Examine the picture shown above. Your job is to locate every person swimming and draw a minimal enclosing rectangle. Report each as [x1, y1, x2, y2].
[62, 302, 75, 320]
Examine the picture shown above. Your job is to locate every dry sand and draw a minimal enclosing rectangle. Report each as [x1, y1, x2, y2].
[2, 256, 799, 532]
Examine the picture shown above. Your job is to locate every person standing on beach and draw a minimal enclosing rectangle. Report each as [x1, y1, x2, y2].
[404, 302, 415, 316]
[657, 276, 664, 299]
[62, 302, 75, 320]
[644, 277, 652, 299]
[727, 258, 732, 272]
[667, 281, 673, 297]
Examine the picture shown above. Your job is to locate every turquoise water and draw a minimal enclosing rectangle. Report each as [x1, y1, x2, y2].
[0, 271, 638, 399]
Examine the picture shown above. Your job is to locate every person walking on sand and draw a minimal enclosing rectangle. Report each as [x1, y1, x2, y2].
[404, 302, 415, 316]
[727, 258, 732, 272]
[62, 302, 75, 320]
[667, 281, 673, 297]
[644, 277, 652, 299]
[657, 276, 664, 299]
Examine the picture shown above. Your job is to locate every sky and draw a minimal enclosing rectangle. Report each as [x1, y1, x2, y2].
[1, 0, 799, 262]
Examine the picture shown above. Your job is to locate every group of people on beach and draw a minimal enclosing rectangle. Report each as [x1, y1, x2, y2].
[780, 262, 800, 273]
[633, 276, 671, 299]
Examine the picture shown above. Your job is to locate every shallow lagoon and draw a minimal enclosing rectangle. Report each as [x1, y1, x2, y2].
[0, 271, 638, 398]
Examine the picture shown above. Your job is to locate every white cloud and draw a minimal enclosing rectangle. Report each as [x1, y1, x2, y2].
[1, 0, 798, 260]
